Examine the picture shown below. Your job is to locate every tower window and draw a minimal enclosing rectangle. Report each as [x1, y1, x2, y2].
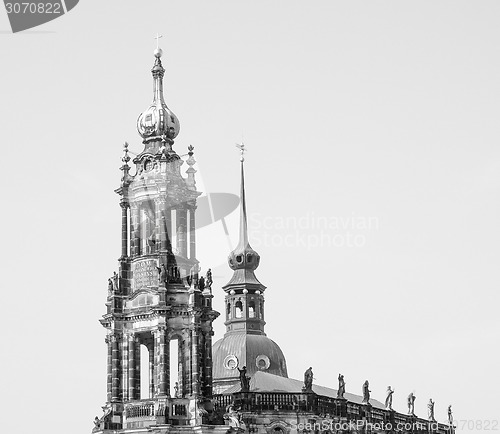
[236, 255, 243, 263]
[235, 300, 243, 318]
[227, 302, 232, 319]
[249, 301, 256, 318]
[247, 254, 253, 263]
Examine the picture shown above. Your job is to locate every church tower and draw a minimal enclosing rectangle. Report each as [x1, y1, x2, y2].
[93, 46, 219, 433]
[212, 147, 288, 393]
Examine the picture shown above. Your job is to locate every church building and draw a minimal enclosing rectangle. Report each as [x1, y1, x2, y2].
[92, 46, 455, 434]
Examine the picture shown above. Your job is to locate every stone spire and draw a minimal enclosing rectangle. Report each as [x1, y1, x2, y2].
[224, 144, 263, 291]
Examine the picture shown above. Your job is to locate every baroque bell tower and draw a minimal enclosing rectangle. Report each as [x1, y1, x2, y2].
[93, 46, 219, 433]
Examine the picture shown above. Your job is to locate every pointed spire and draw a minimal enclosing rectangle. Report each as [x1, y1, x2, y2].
[236, 143, 249, 250]
[224, 144, 263, 291]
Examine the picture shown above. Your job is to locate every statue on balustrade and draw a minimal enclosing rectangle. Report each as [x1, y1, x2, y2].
[362, 380, 371, 404]
[174, 382, 179, 398]
[237, 366, 250, 392]
[111, 271, 119, 291]
[385, 386, 394, 410]
[407, 392, 416, 415]
[107, 278, 113, 294]
[428, 398, 435, 421]
[206, 268, 213, 288]
[337, 374, 346, 398]
[448, 405, 453, 425]
[303, 367, 313, 392]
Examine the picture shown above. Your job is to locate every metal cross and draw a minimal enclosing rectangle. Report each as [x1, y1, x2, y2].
[155, 33, 163, 49]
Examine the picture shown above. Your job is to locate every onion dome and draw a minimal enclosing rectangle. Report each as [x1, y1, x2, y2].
[136, 48, 180, 143]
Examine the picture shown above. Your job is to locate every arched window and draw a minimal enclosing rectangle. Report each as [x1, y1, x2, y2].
[227, 302, 232, 319]
[235, 300, 243, 318]
[249, 301, 256, 318]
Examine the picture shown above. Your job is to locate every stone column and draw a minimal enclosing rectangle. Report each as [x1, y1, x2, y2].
[149, 343, 155, 398]
[111, 334, 120, 401]
[155, 327, 169, 396]
[122, 334, 129, 401]
[128, 334, 136, 401]
[191, 325, 200, 396]
[120, 202, 129, 258]
[156, 197, 167, 252]
[134, 337, 141, 399]
[165, 207, 172, 252]
[177, 208, 187, 257]
[189, 207, 196, 260]
[203, 330, 214, 397]
[130, 203, 140, 257]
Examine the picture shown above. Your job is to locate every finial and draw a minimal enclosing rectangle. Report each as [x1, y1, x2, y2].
[122, 142, 130, 164]
[154, 33, 163, 58]
[236, 142, 246, 162]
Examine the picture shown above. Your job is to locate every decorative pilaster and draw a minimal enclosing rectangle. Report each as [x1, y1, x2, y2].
[189, 207, 196, 260]
[203, 330, 214, 397]
[111, 334, 121, 401]
[130, 203, 140, 257]
[177, 208, 187, 257]
[156, 197, 167, 252]
[120, 202, 129, 258]
[106, 335, 112, 402]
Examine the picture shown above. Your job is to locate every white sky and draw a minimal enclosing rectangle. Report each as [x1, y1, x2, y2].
[0, 1, 499, 433]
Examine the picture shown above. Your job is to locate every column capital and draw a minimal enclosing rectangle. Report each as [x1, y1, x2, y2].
[120, 201, 130, 209]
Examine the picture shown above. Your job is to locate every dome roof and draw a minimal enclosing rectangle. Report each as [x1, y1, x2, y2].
[212, 333, 288, 381]
[137, 50, 180, 142]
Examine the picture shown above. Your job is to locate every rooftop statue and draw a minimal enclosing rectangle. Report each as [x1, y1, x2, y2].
[303, 367, 313, 392]
[408, 392, 416, 415]
[428, 398, 435, 421]
[362, 380, 371, 404]
[337, 374, 346, 398]
[385, 386, 394, 410]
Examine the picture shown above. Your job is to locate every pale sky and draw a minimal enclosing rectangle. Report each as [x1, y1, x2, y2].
[0, 1, 499, 433]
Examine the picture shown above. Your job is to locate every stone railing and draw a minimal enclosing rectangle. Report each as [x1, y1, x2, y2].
[124, 400, 155, 419]
[212, 392, 453, 433]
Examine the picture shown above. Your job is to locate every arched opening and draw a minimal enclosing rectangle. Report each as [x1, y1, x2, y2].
[170, 337, 180, 398]
[227, 302, 232, 319]
[140, 344, 151, 399]
[249, 301, 256, 318]
[235, 300, 243, 318]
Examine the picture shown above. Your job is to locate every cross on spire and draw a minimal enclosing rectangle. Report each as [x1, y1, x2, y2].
[155, 33, 163, 49]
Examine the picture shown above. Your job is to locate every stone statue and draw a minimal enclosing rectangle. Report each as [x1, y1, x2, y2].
[303, 367, 313, 392]
[107, 278, 113, 293]
[362, 380, 371, 404]
[199, 276, 205, 290]
[206, 268, 213, 288]
[237, 366, 250, 392]
[337, 374, 346, 398]
[157, 264, 167, 284]
[428, 398, 435, 421]
[408, 392, 416, 415]
[93, 416, 100, 428]
[112, 272, 119, 291]
[174, 382, 179, 398]
[225, 404, 241, 428]
[385, 386, 394, 410]
[448, 405, 453, 425]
